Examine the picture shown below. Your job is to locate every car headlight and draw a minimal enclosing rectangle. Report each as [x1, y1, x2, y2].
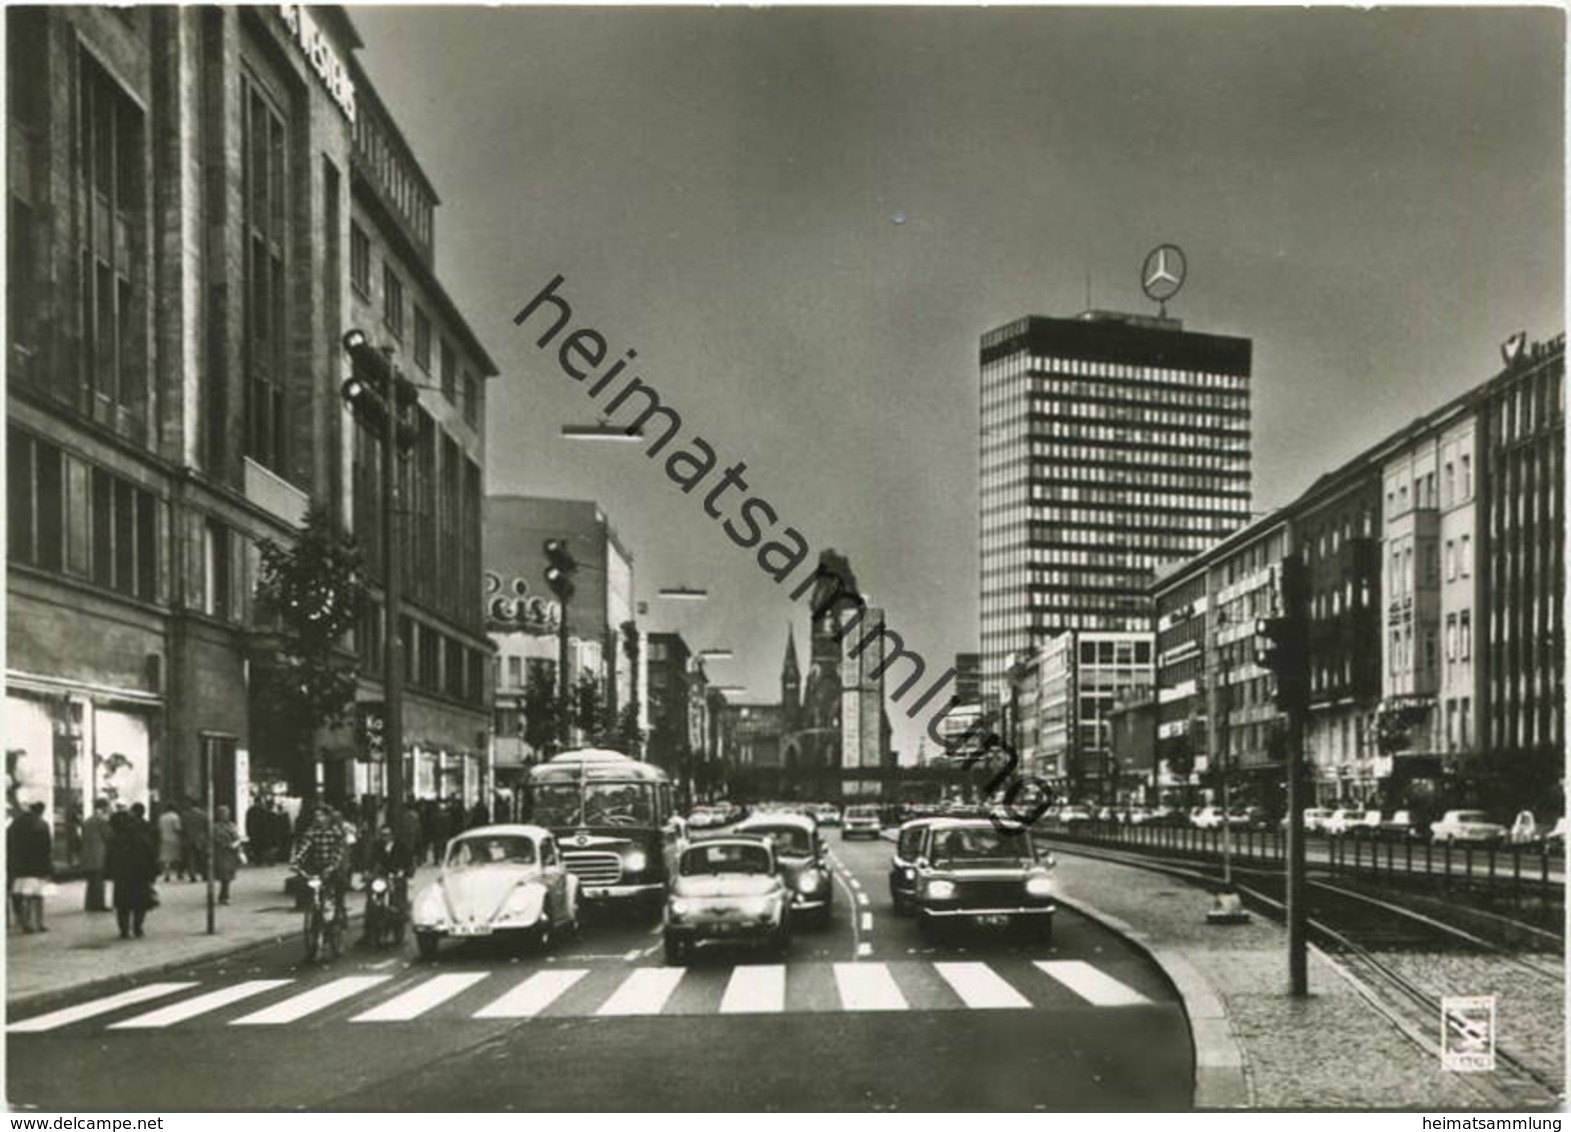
[797, 869, 823, 894]
[413, 885, 446, 925]
[669, 897, 690, 919]
[371, 877, 388, 894]
[624, 849, 648, 874]
[1025, 874, 1055, 898]
[901, 867, 916, 880]
[926, 879, 956, 900]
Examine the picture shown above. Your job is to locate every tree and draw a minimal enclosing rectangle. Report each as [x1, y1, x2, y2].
[250, 504, 367, 797]
[575, 671, 617, 745]
[522, 663, 565, 756]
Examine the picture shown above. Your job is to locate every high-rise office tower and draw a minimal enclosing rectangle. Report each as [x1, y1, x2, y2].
[979, 310, 1253, 706]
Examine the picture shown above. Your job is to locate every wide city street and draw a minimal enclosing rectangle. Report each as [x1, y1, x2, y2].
[7, 835, 1189, 1111]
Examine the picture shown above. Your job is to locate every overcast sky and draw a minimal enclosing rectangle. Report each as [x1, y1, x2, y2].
[352, 4, 1563, 760]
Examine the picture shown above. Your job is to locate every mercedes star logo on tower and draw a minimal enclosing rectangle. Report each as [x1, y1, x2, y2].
[1141, 243, 1188, 305]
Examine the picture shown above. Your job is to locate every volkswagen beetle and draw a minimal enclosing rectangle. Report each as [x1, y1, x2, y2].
[733, 812, 833, 928]
[410, 823, 579, 959]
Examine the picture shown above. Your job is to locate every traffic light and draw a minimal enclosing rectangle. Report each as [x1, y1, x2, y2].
[543, 538, 577, 602]
[1255, 555, 1309, 714]
[341, 329, 419, 451]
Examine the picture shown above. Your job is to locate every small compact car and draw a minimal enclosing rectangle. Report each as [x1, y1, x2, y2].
[1429, 810, 1508, 845]
[663, 837, 791, 963]
[814, 804, 842, 828]
[888, 816, 942, 916]
[734, 813, 833, 928]
[842, 804, 882, 840]
[1190, 806, 1226, 831]
[410, 824, 580, 960]
[909, 819, 1057, 942]
[1057, 805, 1094, 828]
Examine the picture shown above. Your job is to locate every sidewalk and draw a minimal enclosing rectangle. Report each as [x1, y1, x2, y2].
[5, 865, 303, 1012]
[1048, 849, 1503, 1109]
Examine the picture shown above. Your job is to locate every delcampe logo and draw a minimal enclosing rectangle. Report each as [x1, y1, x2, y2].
[1441, 995, 1497, 1072]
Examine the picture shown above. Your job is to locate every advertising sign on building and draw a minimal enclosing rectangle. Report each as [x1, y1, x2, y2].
[484, 571, 562, 636]
[357, 701, 386, 763]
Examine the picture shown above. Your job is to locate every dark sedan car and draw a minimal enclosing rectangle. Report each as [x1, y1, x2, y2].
[909, 819, 1057, 942]
[733, 813, 834, 928]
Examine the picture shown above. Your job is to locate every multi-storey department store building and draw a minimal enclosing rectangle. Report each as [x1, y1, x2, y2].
[6, 7, 496, 866]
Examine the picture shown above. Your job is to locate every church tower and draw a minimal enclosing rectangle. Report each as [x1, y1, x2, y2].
[780, 626, 801, 732]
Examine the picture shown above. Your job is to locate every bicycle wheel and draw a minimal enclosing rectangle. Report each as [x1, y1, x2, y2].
[303, 908, 321, 963]
[325, 906, 344, 959]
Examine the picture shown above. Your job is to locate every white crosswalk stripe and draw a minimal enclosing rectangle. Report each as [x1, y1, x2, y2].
[596, 967, 684, 1016]
[9, 983, 199, 1033]
[472, 970, 587, 1019]
[231, 976, 392, 1025]
[718, 965, 785, 1014]
[1034, 960, 1150, 1006]
[352, 974, 490, 1022]
[110, 980, 293, 1029]
[833, 962, 907, 1011]
[935, 962, 1031, 1009]
[9, 957, 1166, 1033]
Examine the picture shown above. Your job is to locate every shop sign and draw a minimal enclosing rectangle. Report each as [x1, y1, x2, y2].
[484, 571, 562, 636]
[279, 6, 357, 123]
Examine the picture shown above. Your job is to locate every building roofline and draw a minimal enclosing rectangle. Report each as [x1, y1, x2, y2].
[354, 172, 499, 377]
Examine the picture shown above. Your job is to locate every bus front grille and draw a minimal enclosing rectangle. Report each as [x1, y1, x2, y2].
[564, 851, 624, 887]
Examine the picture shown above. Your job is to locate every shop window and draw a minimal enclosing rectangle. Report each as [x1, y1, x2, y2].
[350, 221, 370, 296]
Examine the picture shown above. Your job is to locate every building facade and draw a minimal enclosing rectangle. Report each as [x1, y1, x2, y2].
[5, 6, 494, 864]
[978, 311, 1253, 708]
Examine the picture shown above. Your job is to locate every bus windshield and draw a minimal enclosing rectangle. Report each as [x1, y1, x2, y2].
[532, 781, 656, 828]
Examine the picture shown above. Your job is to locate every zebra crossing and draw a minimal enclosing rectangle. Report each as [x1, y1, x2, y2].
[9, 957, 1166, 1035]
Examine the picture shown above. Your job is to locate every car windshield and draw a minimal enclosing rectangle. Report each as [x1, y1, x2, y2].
[447, 835, 536, 867]
[531, 782, 655, 828]
[930, 827, 1036, 865]
[746, 826, 812, 858]
[1456, 811, 1490, 823]
[848, 806, 879, 818]
[681, 843, 772, 877]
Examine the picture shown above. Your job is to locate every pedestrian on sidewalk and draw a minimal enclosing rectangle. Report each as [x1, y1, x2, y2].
[182, 796, 211, 882]
[82, 799, 112, 912]
[8, 802, 55, 933]
[157, 803, 183, 882]
[246, 796, 270, 865]
[107, 804, 158, 939]
[212, 805, 242, 904]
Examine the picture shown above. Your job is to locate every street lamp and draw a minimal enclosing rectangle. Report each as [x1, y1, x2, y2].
[1207, 610, 1249, 925]
[657, 586, 709, 600]
[698, 649, 734, 660]
[560, 422, 646, 442]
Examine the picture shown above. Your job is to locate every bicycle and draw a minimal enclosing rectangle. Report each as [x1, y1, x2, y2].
[301, 874, 345, 963]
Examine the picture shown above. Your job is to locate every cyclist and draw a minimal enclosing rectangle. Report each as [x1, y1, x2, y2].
[360, 823, 415, 944]
[291, 804, 349, 925]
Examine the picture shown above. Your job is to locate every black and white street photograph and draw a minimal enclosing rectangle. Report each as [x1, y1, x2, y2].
[4, 2, 1565, 1117]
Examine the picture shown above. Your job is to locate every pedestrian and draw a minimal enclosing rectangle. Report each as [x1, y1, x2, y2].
[8, 802, 55, 933]
[182, 796, 210, 881]
[82, 798, 112, 912]
[211, 805, 242, 904]
[270, 803, 293, 865]
[156, 803, 183, 882]
[107, 803, 158, 939]
[430, 800, 453, 866]
[467, 799, 490, 830]
[246, 796, 269, 866]
[395, 802, 422, 864]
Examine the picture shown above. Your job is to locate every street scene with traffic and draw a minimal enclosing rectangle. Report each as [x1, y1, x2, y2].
[5, 3, 1564, 1117]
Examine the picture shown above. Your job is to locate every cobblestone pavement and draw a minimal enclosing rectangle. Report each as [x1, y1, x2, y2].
[1376, 950, 1566, 1089]
[1052, 850, 1562, 1109]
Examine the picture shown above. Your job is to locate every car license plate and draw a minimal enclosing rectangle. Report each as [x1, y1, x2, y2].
[975, 914, 1010, 928]
[450, 924, 492, 937]
[585, 887, 608, 898]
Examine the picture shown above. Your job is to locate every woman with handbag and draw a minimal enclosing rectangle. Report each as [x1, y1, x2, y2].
[107, 803, 159, 939]
[212, 805, 242, 904]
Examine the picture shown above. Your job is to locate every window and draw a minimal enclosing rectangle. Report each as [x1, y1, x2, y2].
[349, 222, 370, 296]
[440, 339, 456, 403]
[205, 518, 232, 619]
[462, 369, 479, 427]
[1459, 534, 1471, 578]
[1459, 610, 1471, 661]
[1444, 462, 1454, 505]
[1460, 454, 1472, 499]
[413, 306, 431, 372]
[383, 264, 403, 339]
[79, 52, 146, 409]
[507, 656, 522, 686]
[242, 77, 288, 472]
[1445, 540, 1456, 581]
[1445, 614, 1458, 662]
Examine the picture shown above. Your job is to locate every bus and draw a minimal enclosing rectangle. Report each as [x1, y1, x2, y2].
[524, 748, 683, 909]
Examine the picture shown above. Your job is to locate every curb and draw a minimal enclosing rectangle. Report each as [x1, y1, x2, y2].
[6, 911, 366, 1018]
[1052, 890, 1253, 1110]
